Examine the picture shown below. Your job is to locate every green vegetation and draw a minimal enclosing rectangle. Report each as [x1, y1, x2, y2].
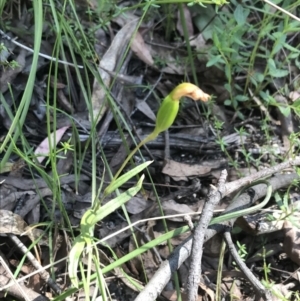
[1, 0, 300, 300]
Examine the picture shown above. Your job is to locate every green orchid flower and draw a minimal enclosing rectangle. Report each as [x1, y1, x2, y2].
[112, 82, 210, 180]
[69, 83, 210, 289]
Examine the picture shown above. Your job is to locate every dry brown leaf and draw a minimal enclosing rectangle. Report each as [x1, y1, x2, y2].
[162, 290, 179, 301]
[181, 282, 214, 301]
[267, 283, 294, 301]
[149, 34, 203, 74]
[0, 49, 26, 94]
[222, 279, 242, 301]
[91, 19, 139, 124]
[204, 234, 223, 257]
[236, 210, 286, 235]
[128, 231, 158, 281]
[176, 5, 194, 37]
[0, 210, 28, 235]
[0, 161, 25, 174]
[198, 282, 215, 301]
[162, 159, 211, 178]
[283, 220, 300, 265]
[162, 199, 194, 221]
[131, 30, 154, 66]
[0, 210, 60, 247]
[34, 126, 69, 163]
[289, 91, 300, 102]
[10, 259, 42, 292]
[171, 175, 189, 181]
[190, 34, 208, 53]
[136, 101, 156, 121]
[125, 196, 151, 214]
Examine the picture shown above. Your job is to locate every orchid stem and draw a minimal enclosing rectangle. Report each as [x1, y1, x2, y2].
[112, 131, 158, 181]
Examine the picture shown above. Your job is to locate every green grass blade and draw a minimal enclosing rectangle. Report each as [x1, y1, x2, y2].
[69, 175, 145, 288]
[68, 236, 86, 288]
[104, 160, 152, 196]
[82, 174, 145, 227]
[0, 0, 43, 168]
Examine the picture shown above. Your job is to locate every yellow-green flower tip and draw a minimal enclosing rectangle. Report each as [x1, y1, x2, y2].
[170, 83, 210, 102]
[152, 83, 210, 137]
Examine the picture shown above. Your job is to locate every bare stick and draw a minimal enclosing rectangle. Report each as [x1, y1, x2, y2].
[0, 265, 49, 301]
[0, 29, 83, 68]
[224, 157, 300, 196]
[223, 230, 273, 300]
[262, 0, 300, 22]
[186, 170, 228, 301]
[0, 255, 31, 301]
[8, 234, 61, 295]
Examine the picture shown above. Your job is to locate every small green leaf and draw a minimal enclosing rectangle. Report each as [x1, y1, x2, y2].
[289, 52, 300, 59]
[236, 111, 245, 120]
[278, 105, 291, 117]
[193, 5, 222, 41]
[269, 68, 289, 78]
[224, 99, 231, 106]
[267, 58, 276, 69]
[291, 99, 300, 108]
[206, 55, 223, 67]
[233, 36, 246, 47]
[260, 22, 275, 36]
[221, 47, 237, 53]
[283, 43, 300, 53]
[224, 65, 231, 82]
[236, 95, 249, 102]
[273, 33, 286, 54]
[255, 73, 265, 83]
[267, 58, 289, 77]
[224, 83, 231, 93]
[212, 31, 221, 48]
[259, 91, 276, 105]
[234, 5, 249, 25]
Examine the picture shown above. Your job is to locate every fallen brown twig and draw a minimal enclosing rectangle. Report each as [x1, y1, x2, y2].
[8, 234, 61, 295]
[223, 230, 272, 300]
[0, 265, 49, 301]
